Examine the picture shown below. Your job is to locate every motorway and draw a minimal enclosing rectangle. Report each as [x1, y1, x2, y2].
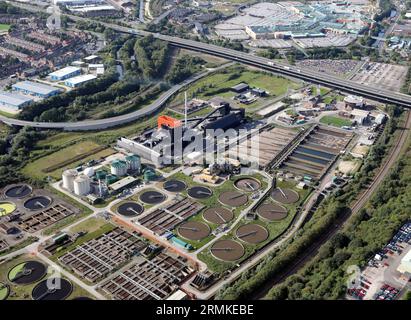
[2, 2, 411, 131]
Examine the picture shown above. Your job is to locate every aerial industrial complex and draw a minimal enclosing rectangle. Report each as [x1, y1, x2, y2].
[214, 1, 375, 48]
[0, 0, 410, 304]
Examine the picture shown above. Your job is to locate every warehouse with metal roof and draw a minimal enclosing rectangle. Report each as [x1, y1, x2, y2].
[0, 91, 33, 111]
[64, 74, 97, 88]
[12, 81, 62, 98]
[49, 66, 81, 81]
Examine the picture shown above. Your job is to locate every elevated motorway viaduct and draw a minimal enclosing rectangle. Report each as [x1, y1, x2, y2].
[154, 34, 411, 108]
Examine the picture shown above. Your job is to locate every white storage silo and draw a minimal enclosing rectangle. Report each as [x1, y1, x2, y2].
[62, 169, 78, 192]
[84, 167, 95, 177]
[73, 174, 91, 196]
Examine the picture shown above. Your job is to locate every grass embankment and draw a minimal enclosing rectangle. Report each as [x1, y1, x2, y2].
[0, 24, 10, 31]
[320, 115, 352, 128]
[170, 65, 301, 110]
[22, 140, 115, 180]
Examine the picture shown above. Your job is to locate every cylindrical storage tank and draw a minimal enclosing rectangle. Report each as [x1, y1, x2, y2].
[105, 174, 117, 185]
[143, 170, 156, 182]
[110, 160, 127, 177]
[95, 170, 107, 180]
[84, 167, 95, 178]
[62, 169, 78, 192]
[125, 155, 141, 173]
[73, 175, 91, 196]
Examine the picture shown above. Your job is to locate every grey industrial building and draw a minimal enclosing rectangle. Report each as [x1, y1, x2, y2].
[0, 91, 33, 111]
[12, 81, 61, 98]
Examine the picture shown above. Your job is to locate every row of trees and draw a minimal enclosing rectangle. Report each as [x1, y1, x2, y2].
[0, 1, 22, 14]
[165, 55, 205, 84]
[0, 127, 46, 189]
[134, 35, 170, 79]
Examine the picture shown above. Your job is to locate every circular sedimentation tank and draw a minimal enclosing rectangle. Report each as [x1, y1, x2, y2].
[234, 178, 261, 192]
[117, 202, 144, 217]
[187, 186, 213, 199]
[271, 188, 299, 204]
[203, 207, 234, 225]
[218, 191, 248, 207]
[236, 224, 269, 244]
[0, 283, 9, 301]
[32, 278, 73, 301]
[0, 201, 16, 217]
[210, 240, 245, 262]
[163, 180, 186, 193]
[23, 196, 52, 210]
[177, 221, 210, 241]
[4, 184, 32, 199]
[257, 203, 288, 221]
[139, 190, 166, 205]
[8, 261, 47, 285]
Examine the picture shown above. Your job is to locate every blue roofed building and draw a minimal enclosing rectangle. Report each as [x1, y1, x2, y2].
[64, 74, 97, 88]
[12, 81, 62, 98]
[0, 91, 33, 111]
[49, 66, 81, 81]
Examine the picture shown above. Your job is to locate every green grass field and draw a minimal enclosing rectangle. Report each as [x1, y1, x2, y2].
[320, 115, 352, 128]
[170, 65, 301, 109]
[0, 24, 10, 31]
[0, 283, 8, 300]
[22, 141, 115, 180]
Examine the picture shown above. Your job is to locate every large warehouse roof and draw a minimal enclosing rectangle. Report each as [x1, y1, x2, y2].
[12, 81, 60, 96]
[65, 74, 97, 86]
[0, 91, 33, 107]
[49, 66, 81, 78]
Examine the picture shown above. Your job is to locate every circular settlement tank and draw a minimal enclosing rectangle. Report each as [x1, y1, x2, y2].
[32, 278, 73, 301]
[24, 196, 51, 210]
[62, 169, 77, 192]
[5, 184, 32, 198]
[0, 202, 16, 217]
[73, 175, 90, 196]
